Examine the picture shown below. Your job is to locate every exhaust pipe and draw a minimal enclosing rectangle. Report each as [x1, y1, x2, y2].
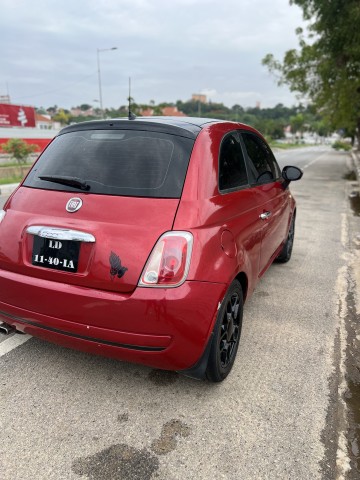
[0, 321, 16, 335]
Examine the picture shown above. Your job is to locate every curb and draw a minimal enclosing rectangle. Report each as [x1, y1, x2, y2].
[0, 183, 20, 197]
[351, 151, 360, 186]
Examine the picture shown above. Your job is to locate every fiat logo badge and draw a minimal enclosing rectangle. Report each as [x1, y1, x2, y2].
[66, 198, 82, 213]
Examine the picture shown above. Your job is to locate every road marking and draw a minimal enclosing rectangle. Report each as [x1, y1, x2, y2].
[0, 334, 32, 357]
[302, 151, 328, 169]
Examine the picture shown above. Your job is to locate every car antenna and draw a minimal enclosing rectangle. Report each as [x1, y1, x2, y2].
[128, 77, 136, 120]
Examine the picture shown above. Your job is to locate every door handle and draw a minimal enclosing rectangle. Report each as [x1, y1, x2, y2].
[260, 211, 272, 220]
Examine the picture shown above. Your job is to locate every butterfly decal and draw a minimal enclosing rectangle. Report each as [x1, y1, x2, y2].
[109, 251, 128, 280]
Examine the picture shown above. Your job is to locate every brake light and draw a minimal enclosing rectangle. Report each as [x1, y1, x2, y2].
[0, 210, 6, 225]
[139, 231, 193, 288]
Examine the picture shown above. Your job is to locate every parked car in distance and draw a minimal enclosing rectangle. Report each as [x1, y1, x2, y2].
[0, 117, 302, 381]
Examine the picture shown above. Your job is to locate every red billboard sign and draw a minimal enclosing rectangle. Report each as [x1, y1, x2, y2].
[0, 103, 36, 128]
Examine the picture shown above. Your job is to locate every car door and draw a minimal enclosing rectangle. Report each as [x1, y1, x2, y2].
[217, 131, 262, 286]
[240, 131, 290, 276]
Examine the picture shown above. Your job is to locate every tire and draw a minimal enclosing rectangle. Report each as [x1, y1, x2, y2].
[206, 280, 243, 382]
[276, 215, 295, 263]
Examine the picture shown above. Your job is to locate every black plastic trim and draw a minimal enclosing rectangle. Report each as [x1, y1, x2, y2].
[0, 310, 166, 352]
[59, 118, 202, 139]
[179, 332, 214, 380]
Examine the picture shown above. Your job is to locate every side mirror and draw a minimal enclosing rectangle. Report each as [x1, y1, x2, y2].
[282, 166, 303, 188]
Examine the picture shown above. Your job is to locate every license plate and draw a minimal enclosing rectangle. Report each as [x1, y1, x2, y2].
[32, 236, 80, 272]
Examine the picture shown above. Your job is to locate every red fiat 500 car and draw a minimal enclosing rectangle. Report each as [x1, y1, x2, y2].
[0, 117, 302, 381]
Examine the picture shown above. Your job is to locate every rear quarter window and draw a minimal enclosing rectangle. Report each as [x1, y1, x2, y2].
[24, 129, 195, 198]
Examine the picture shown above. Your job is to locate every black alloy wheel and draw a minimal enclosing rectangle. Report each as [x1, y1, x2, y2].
[276, 215, 295, 263]
[206, 280, 243, 382]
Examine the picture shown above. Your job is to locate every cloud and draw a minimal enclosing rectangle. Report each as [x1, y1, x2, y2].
[0, 0, 306, 109]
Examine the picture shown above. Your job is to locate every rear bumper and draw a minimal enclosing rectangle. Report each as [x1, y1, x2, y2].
[0, 268, 227, 371]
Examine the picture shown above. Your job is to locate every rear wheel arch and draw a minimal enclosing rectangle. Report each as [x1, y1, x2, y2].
[235, 271, 248, 302]
[179, 272, 247, 381]
[206, 279, 244, 382]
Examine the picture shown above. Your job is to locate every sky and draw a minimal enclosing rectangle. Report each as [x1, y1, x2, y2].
[0, 0, 308, 110]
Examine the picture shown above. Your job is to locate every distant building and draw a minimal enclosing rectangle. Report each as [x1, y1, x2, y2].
[139, 106, 186, 117]
[0, 109, 60, 154]
[0, 95, 11, 104]
[192, 94, 207, 104]
[161, 106, 186, 117]
[70, 107, 97, 117]
[140, 108, 154, 116]
[35, 113, 59, 130]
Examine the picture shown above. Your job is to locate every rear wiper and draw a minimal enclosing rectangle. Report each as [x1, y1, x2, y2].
[38, 175, 91, 191]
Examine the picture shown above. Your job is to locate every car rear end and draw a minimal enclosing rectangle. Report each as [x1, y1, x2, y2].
[0, 120, 225, 371]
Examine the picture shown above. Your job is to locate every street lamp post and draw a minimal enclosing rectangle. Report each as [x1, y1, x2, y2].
[97, 47, 117, 118]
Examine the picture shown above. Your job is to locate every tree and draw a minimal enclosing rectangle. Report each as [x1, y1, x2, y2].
[52, 109, 72, 125]
[262, 0, 360, 147]
[46, 105, 58, 115]
[1, 138, 38, 165]
[35, 106, 47, 115]
[290, 113, 305, 139]
[79, 104, 92, 111]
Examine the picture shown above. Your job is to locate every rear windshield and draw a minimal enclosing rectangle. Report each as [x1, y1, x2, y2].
[24, 129, 195, 198]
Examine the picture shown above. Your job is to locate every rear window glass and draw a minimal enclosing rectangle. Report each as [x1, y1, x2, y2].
[24, 129, 195, 198]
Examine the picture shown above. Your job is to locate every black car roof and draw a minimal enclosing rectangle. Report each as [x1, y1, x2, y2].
[59, 116, 222, 140]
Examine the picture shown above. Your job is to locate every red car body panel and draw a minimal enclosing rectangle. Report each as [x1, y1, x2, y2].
[255, 180, 291, 275]
[0, 118, 297, 373]
[0, 188, 179, 293]
[0, 268, 226, 370]
[174, 124, 294, 293]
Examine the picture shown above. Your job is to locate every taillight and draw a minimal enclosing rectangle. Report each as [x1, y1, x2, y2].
[139, 231, 193, 288]
[0, 210, 6, 225]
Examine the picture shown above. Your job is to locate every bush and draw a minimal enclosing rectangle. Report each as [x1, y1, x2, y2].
[1, 138, 38, 165]
[332, 140, 352, 151]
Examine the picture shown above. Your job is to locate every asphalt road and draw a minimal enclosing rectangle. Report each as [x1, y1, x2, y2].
[0, 146, 359, 479]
